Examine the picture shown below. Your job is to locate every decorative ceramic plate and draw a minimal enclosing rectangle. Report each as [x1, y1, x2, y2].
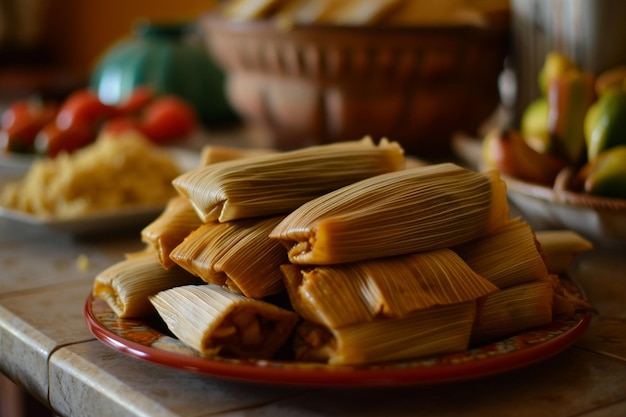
[85, 289, 592, 387]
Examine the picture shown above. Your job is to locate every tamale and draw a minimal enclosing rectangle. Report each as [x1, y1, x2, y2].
[92, 253, 202, 318]
[281, 248, 498, 328]
[318, 0, 404, 25]
[471, 281, 554, 344]
[169, 216, 288, 298]
[142, 144, 276, 269]
[149, 284, 299, 359]
[534, 230, 593, 274]
[172, 137, 405, 222]
[141, 196, 203, 269]
[454, 218, 551, 289]
[270, 163, 510, 265]
[221, 0, 292, 20]
[199, 145, 274, 166]
[294, 301, 476, 365]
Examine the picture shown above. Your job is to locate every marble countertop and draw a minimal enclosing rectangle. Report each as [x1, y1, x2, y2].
[1, 168, 626, 417]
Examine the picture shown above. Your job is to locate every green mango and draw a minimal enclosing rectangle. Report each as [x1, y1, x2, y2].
[90, 20, 239, 127]
[583, 145, 626, 199]
[520, 97, 550, 153]
[584, 89, 626, 161]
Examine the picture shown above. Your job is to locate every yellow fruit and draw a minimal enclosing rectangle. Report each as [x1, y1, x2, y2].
[547, 70, 596, 166]
[538, 51, 579, 96]
[520, 97, 550, 153]
[482, 129, 566, 185]
[581, 145, 626, 199]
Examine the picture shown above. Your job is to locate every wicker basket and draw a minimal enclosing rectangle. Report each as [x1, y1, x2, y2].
[203, 16, 509, 156]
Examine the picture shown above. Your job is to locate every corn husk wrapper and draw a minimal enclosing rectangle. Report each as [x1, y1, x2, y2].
[172, 137, 405, 223]
[141, 196, 203, 270]
[534, 230, 594, 274]
[220, 0, 509, 27]
[169, 216, 288, 298]
[92, 253, 202, 318]
[294, 301, 476, 365]
[314, 0, 403, 25]
[270, 163, 509, 265]
[282, 248, 498, 329]
[199, 145, 274, 166]
[221, 0, 292, 20]
[272, 0, 402, 27]
[454, 218, 550, 289]
[141, 145, 277, 269]
[150, 284, 299, 359]
[471, 281, 554, 344]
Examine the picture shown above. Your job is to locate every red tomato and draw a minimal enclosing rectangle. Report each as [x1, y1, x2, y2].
[0, 100, 57, 153]
[114, 86, 155, 116]
[34, 122, 95, 157]
[141, 95, 197, 144]
[1, 120, 46, 153]
[56, 89, 114, 130]
[1, 101, 31, 130]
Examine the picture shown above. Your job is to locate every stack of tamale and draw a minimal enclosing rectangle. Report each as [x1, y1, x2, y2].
[92, 137, 591, 365]
[95, 137, 410, 359]
[267, 160, 581, 365]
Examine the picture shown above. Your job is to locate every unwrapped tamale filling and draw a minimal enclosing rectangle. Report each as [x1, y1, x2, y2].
[149, 284, 299, 359]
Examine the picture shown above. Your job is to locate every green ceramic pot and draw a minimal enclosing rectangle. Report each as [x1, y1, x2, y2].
[89, 19, 238, 126]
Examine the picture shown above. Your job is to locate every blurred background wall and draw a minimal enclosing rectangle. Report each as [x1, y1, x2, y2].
[0, 0, 216, 84]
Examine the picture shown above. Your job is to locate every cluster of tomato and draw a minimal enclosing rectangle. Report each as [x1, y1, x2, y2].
[0, 87, 198, 157]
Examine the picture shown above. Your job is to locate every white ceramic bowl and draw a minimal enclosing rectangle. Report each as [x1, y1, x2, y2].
[504, 172, 626, 249]
[452, 134, 626, 248]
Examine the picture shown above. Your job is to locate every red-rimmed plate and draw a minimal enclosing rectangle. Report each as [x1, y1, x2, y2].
[85, 291, 592, 387]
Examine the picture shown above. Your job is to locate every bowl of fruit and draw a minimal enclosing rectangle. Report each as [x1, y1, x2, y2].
[481, 52, 626, 248]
